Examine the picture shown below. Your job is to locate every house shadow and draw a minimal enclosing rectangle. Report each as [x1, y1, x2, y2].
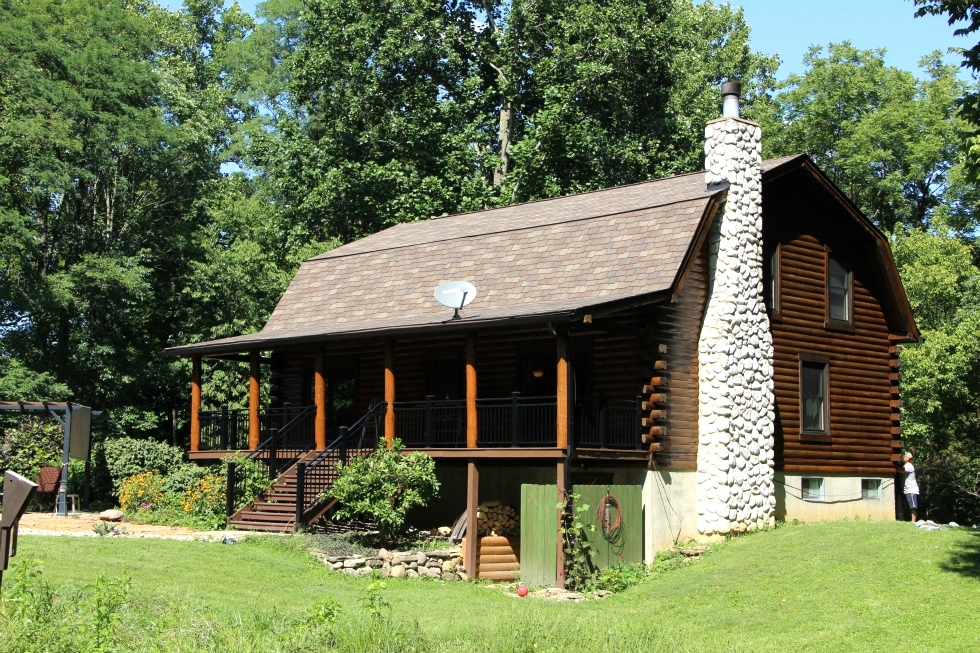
[939, 530, 980, 580]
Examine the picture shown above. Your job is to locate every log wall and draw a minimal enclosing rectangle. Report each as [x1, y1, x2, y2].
[764, 173, 902, 475]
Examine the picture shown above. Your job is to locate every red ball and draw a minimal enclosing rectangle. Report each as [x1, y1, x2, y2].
[517, 584, 528, 597]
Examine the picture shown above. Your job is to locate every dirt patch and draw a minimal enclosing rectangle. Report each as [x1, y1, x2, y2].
[16, 512, 239, 541]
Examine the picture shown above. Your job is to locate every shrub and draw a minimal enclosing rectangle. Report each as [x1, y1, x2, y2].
[593, 562, 650, 593]
[222, 455, 270, 511]
[118, 471, 167, 512]
[160, 463, 210, 496]
[0, 416, 63, 481]
[102, 437, 184, 490]
[182, 472, 226, 518]
[326, 438, 440, 542]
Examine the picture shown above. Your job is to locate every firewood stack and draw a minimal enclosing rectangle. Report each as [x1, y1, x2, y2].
[476, 501, 520, 537]
[641, 343, 669, 453]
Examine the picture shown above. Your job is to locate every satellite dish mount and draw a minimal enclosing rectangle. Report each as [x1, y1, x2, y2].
[434, 281, 477, 321]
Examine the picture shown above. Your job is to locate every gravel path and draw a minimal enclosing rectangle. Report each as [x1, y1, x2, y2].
[16, 512, 249, 541]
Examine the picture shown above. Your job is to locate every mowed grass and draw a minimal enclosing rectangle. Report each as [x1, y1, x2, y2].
[11, 520, 980, 652]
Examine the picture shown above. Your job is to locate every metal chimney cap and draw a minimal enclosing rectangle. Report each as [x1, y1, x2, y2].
[721, 81, 741, 98]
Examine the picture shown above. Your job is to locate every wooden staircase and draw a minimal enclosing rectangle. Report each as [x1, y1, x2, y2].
[228, 450, 341, 533]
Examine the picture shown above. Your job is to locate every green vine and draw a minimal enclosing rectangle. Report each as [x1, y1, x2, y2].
[558, 492, 597, 590]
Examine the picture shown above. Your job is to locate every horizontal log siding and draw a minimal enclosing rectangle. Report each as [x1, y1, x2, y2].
[649, 244, 709, 469]
[765, 178, 899, 475]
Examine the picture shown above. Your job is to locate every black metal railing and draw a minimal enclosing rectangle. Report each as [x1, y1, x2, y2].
[476, 393, 557, 447]
[225, 405, 318, 518]
[200, 404, 317, 452]
[575, 397, 643, 449]
[295, 402, 387, 526]
[394, 397, 466, 447]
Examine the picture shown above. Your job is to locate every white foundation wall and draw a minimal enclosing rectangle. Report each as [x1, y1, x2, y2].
[774, 472, 896, 522]
[643, 469, 699, 562]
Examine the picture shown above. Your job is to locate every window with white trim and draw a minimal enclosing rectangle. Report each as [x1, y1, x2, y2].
[802, 477, 825, 501]
[861, 479, 882, 500]
[827, 255, 851, 323]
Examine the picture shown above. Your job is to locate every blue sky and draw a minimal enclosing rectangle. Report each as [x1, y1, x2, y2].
[160, 0, 972, 79]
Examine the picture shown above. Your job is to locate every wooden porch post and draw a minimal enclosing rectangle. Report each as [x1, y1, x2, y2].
[314, 349, 327, 450]
[556, 337, 569, 449]
[190, 356, 202, 452]
[385, 340, 395, 447]
[248, 351, 261, 450]
[465, 460, 480, 578]
[466, 335, 477, 448]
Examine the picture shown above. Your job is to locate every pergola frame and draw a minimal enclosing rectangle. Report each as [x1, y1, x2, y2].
[0, 401, 100, 515]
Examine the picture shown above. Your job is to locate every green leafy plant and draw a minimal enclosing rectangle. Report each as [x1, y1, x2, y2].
[593, 562, 650, 593]
[559, 492, 597, 590]
[101, 437, 184, 491]
[325, 439, 440, 542]
[0, 416, 62, 481]
[222, 455, 270, 512]
[89, 573, 129, 652]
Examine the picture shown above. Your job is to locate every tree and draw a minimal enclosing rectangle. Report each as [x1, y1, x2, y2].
[250, 0, 777, 243]
[894, 228, 980, 522]
[750, 43, 975, 234]
[326, 439, 440, 541]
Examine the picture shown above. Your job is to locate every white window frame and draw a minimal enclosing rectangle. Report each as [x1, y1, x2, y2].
[802, 477, 825, 501]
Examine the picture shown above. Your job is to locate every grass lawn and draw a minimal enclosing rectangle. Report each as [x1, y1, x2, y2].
[6, 520, 980, 652]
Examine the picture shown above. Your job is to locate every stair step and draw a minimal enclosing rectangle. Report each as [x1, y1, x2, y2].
[252, 503, 296, 512]
[229, 521, 295, 533]
[234, 511, 297, 523]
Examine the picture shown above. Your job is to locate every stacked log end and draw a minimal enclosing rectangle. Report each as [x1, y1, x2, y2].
[476, 501, 520, 537]
[642, 343, 669, 453]
[889, 342, 904, 463]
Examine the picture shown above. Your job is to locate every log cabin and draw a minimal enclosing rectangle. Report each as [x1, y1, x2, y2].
[164, 83, 920, 570]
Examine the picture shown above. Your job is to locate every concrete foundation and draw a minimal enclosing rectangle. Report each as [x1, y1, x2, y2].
[643, 469, 700, 561]
[774, 472, 896, 522]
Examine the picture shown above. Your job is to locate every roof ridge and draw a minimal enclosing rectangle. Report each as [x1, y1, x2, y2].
[311, 192, 721, 263]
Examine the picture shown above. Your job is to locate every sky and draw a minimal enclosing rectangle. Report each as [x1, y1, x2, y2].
[159, 0, 972, 79]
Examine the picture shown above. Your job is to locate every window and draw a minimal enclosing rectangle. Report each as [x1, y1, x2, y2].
[765, 245, 781, 315]
[827, 255, 851, 324]
[802, 477, 825, 501]
[861, 479, 882, 500]
[799, 354, 830, 438]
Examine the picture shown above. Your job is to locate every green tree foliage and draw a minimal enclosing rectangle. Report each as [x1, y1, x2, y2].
[0, 416, 63, 481]
[253, 0, 777, 242]
[894, 229, 980, 521]
[327, 439, 440, 541]
[751, 43, 975, 234]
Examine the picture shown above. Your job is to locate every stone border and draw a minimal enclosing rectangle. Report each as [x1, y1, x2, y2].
[313, 547, 466, 581]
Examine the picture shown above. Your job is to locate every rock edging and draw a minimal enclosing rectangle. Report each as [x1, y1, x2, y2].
[312, 547, 466, 581]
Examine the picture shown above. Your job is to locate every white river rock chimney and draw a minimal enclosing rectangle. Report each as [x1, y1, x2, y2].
[696, 81, 776, 535]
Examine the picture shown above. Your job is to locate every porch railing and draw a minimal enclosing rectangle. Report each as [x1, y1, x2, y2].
[476, 394, 558, 447]
[574, 397, 644, 449]
[394, 397, 466, 447]
[200, 404, 316, 451]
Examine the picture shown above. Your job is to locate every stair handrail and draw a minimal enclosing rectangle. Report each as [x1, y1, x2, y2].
[295, 401, 387, 523]
[225, 404, 318, 519]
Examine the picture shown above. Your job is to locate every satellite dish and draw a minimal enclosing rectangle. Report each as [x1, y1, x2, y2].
[434, 281, 477, 320]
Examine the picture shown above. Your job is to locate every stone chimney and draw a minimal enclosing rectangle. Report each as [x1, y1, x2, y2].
[696, 82, 776, 536]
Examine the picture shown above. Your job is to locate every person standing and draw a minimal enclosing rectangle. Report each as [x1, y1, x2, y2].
[902, 452, 919, 522]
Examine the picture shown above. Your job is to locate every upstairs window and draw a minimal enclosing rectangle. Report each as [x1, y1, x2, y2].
[800, 354, 830, 438]
[765, 245, 781, 315]
[827, 255, 851, 324]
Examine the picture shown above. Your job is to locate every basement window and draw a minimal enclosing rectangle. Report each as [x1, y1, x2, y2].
[861, 479, 882, 500]
[802, 477, 825, 501]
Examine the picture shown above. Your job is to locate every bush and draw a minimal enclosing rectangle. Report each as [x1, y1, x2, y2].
[102, 437, 184, 490]
[160, 463, 210, 496]
[593, 562, 650, 593]
[0, 416, 63, 481]
[182, 472, 226, 518]
[325, 439, 440, 542]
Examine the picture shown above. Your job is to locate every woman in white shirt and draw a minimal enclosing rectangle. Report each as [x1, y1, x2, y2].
[903, 452, 919, 522]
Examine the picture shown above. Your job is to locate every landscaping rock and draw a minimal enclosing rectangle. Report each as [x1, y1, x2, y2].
[343, 558, 366, 568]
[378, 548, 391, 560]
[366, 558, 384, 568]
[416, 552, 428, 565]
[343, 568, 358, 577]
[427, 550, 453, 560]
[441, 560, 456, 573]
[356, 566, 372, 576]
[594, 590, 613, 599]
[457, 571, 468, 581]
[426, 560, 442, 568]
[406, 569, 419, 579]
[392, 553, 416, 565]
[441, 572, 458, 581]
[98, 510, 124, 522]
[436, 526, 452, 536]
[331, 562, 344, 570]
[390, 565, 406, 579]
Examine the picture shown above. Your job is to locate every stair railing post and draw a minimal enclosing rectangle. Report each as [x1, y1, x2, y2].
[634, 395, 644, 450]
[425, 395, 434, 447]
[339, 426, 348, 466]
[220, 405, 229, 450]
[226, 461, 236, 518]
[268, 428, 278, 480]
[295, 462, 306, 529]
[599, 402, 608, 449]
[511, 391, 521, 447]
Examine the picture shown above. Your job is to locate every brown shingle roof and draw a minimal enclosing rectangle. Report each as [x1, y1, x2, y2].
[165, 168, 736, 356]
